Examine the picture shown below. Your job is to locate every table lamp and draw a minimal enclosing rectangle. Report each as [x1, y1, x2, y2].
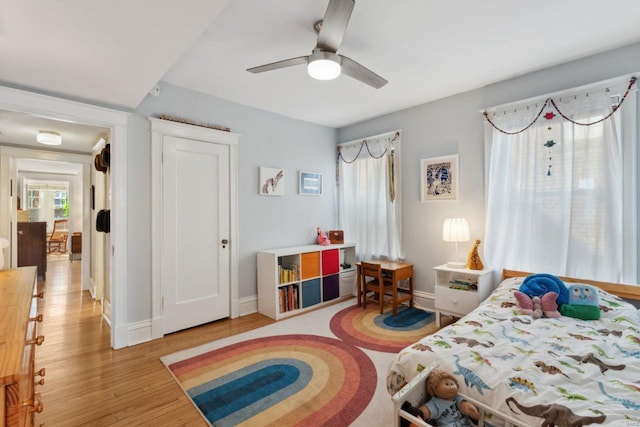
[442, 218, 470, 268]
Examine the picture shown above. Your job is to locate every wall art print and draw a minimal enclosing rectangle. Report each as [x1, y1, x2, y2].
[260, 167, 285, 196]
[420, 154, 459, 201]
[299, 171, 323, 196]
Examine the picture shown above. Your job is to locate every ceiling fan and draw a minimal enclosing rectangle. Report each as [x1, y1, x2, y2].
[246, 0, 387, 89]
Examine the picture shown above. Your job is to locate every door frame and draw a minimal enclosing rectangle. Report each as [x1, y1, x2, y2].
[1, 147, 89, 279]
[0, 85, 130, 349]
[149, 117, 240, 340]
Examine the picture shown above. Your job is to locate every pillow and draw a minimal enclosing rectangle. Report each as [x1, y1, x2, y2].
[519, 273, 569, 305]
[559, 284, 600, 320]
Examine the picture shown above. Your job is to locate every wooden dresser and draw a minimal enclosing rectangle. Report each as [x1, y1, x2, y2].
[0, 267, 45, 426]
[17, 223, 47, 280]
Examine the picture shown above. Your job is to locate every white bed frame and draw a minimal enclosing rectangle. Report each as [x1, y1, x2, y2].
[390, 269, 640, 427]
[392, 362, 522, 427]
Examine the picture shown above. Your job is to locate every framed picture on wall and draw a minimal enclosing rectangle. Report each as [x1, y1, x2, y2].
[420, 154, 459, 201]
[299, 171, 323, 196]
[259, 167, 285, 196]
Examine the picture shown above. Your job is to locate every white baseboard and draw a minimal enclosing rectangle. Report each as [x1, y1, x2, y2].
[89, 277, 96, 299]
[102, 299, 111, 323]
[121, 292, 432, 348]
[411, 290, 435, 312]
[128, 320, 153, 346]
[123, 296, 259, 348]
[239, 295, 258, 316]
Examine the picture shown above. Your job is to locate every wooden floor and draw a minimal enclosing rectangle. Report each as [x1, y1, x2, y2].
[35, 258, 275, 426]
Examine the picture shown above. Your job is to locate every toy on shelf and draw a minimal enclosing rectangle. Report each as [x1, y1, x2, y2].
[316, 227, 330, 246]
[466, 239, 484, 270]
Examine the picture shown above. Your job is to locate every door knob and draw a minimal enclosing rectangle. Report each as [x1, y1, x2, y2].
[221, 239, 229, 249]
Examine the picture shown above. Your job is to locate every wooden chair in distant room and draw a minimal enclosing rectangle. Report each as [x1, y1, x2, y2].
[361, 261, 394, 314]
[47, 219, 69, 253]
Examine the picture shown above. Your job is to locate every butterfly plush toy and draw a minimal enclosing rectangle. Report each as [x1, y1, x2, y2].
[513, 273, 566, 319]
[514, 291, 560, 319]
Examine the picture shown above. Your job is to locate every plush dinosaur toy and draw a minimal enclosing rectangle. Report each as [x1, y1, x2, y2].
[466, 239, 484, 270]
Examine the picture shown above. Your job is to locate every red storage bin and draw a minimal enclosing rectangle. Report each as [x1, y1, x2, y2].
[322, 249, 339, 276]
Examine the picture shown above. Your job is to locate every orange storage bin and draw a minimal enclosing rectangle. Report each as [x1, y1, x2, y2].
[300, 251, 320, 280]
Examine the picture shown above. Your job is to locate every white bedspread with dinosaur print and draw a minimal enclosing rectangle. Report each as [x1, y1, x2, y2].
[387, 277, 640, 427]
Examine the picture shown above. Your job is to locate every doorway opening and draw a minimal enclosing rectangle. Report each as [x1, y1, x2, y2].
[0, 84, 129, 348]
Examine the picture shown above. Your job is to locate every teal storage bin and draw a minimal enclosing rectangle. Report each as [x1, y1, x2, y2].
[302, 279, 321, 308]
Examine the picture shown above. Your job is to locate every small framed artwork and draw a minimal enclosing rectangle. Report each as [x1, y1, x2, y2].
[299, 171, 323, 196]
[259, 167, 285, 196]
[420, 154, 459, 201]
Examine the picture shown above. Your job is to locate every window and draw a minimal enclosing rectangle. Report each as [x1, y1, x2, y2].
[24, 182, 70, 223]
[53, 190, 69, 219]
[53, 191, 67, 208]
[27, 189, 40, 209]
[483, 78, 636, 283]
[337, 131, 403, 261]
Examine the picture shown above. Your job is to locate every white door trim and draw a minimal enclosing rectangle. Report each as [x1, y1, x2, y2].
[0, 146, 89, 278]
[0, 85, 130, 349]
[150, 118, 240, 340]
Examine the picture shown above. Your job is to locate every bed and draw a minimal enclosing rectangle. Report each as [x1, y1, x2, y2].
[388, 269, 640, 427]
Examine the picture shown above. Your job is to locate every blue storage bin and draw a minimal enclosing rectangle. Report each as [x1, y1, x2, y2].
[302, 279, 321, 308]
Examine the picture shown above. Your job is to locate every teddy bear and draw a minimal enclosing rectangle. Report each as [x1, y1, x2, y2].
[401, 368, 479, 427]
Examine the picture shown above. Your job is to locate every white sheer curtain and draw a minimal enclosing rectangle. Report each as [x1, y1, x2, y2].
[338, 131, 403, 261]
[484, 91, 625, 282]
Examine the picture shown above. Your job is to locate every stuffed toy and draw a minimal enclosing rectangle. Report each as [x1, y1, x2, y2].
[514, 291, 560, 318]
[401, 368, 479, 427]
[316, 227, 330, 246]
[519, 273, 569, 305]
[466, 239, 484, 270]
[559, 284, 601, 320]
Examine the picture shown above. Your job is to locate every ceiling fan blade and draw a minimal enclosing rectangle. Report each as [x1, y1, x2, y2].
[247, 56, 308, 74]
[340, 55, 388, 89]
[316, 0, 355, 53]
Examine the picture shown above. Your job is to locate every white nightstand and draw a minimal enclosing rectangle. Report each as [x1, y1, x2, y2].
[433, 264, 493, 327]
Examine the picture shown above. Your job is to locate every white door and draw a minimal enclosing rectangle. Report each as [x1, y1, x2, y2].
[163, 135, 230, 334]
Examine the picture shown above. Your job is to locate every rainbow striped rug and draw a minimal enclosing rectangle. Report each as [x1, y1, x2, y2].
[161, 299, 434, 426]
[330, 304, 436, 353]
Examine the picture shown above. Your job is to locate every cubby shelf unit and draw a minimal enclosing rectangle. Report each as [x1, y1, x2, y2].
[257, 243, 357, 320]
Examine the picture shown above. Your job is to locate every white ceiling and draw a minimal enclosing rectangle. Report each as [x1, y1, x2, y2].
[1, 0, 640, 152]
[0, 109, 108, 153]
[17, 158, 83, 176]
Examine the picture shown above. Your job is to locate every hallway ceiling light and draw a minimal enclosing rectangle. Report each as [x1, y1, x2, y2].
[37, 130, 62, 145]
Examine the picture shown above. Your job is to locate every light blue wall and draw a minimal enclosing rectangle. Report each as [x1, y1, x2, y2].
[128, 83, 337, 321]
[36, 42, 638, 326]
[338, 42, 640, 294]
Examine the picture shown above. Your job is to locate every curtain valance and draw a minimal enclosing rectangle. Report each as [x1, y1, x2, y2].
[482, 76, 636, 134]
[338, 130, 401, 163]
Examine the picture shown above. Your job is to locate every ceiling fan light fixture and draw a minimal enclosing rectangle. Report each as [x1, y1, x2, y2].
[37, 130, 62, 145]
[307, 51, 341, 81]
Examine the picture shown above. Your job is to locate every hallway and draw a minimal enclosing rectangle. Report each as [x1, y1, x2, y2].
[35, 259, 273, 426]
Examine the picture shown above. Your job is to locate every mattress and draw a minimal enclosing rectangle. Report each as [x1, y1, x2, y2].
[387, 277, 640, 426]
